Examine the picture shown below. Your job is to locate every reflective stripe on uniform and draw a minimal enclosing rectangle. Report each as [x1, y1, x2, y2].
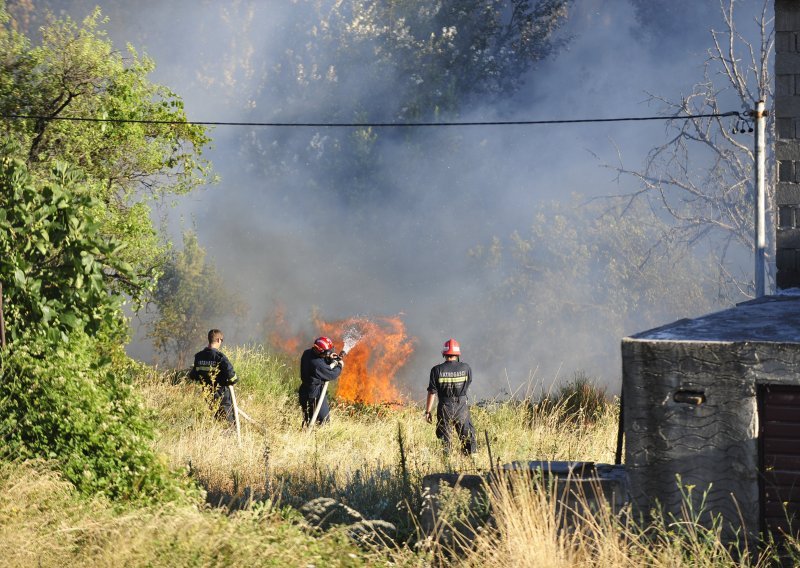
[438, 375, 468, 384]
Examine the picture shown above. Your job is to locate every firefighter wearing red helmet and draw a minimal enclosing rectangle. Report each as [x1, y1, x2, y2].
[425, 338, 477, 455]
[299, 336, 344, 426]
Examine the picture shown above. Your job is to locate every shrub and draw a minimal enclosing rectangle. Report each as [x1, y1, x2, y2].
[227, 344, 298, 400]
[535, 371, 609, 425]
[0, 153, 137, 344]
[0, 331, 190, 502]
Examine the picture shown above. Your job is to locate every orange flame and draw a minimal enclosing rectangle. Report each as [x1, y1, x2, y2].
[266, 308, 415, 404]
[316, 316, 415, 404]
[267, 304, 302, 354]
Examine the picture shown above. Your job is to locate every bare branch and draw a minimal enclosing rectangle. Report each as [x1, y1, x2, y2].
[600, 0, 773, 296]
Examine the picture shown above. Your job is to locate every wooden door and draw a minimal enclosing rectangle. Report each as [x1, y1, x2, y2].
[760, 384, 800, 536]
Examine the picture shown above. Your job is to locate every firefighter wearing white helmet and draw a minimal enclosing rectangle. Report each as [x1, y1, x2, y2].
[424, 338, 476, 455]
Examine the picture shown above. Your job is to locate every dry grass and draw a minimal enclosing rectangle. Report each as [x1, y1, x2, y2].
[0, 460, 416, 567]
[5, 344, 786, 566]
[457, 472, 775, 568]
[135, 344, 620, 530]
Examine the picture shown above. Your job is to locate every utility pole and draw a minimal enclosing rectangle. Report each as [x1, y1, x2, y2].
[753, 100, 768, 298]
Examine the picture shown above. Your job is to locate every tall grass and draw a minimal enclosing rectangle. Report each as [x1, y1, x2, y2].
[0, 460, 405, 567]
[138, 346, 619, 516]
[459, 472, 780, 567]
[3, 344, 793, 566]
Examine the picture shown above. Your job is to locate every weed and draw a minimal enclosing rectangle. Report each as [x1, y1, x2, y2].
[533, 370, 610, 426]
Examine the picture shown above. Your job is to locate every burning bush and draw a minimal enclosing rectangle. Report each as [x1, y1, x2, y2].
[269, 313, 416, 404]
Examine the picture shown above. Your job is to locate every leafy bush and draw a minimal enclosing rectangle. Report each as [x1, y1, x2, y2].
[1, 5, 213, 301]
[0, 152, 137, 344]
[0, 331, 190, 502]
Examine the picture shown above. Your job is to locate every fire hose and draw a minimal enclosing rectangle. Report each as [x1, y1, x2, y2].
[228, 385, 242, 446]
[308, 381, 329, 428]
[227, 385, 268, 448]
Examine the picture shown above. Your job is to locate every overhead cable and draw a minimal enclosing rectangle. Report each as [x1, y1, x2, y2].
[0, 111, 744, 128]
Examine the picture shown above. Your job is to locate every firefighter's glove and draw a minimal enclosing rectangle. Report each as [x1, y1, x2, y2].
[425, 410, 433, 424]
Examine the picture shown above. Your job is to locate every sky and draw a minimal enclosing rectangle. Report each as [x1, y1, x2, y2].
[45, 0, 768, 399]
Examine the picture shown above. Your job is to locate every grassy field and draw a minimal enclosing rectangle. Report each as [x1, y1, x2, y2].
[1, 344, 796, 566]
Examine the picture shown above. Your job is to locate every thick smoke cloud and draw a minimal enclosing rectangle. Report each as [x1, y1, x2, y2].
[52, 0, 760, 398]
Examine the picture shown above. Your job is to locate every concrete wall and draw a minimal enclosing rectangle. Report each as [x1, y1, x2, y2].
[623, 335, 800, 539]
[622, 339, 761, 537]
[621, 296, 800, 541]
[776, 0, 800, 288]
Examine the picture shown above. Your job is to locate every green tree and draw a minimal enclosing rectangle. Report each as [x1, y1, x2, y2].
[0, 6, 214, 303]
[0, 150, 136, 343]
[0, 152, 186, 501]
[149, 230, 245, 367]
[0, 6, 212, 501]
[245, 0, 569, 205]
[321, 0, 570, 117]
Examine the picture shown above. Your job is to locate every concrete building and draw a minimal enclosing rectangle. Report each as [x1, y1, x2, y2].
[623, 297, 800, 538]
[621, 0, 800, 542]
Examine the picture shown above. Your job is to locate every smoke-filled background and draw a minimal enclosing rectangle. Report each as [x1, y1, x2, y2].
[10, 0, 770, 399]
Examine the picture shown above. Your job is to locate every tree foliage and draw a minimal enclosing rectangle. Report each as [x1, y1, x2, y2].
[0, 6, 209, 502]
[311, 0, 570, 117]
[0, 150, 136, 343]
[0, 150, 191, 501]
[0, 5, 214, 302]
[149, 230, 245, 367]
[248, 0, 569, 204]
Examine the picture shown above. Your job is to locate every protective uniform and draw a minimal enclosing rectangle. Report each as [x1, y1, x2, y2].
[299, 341, 343, 426]
[428, 356, 477, 455]
[190, 346, 238, 423]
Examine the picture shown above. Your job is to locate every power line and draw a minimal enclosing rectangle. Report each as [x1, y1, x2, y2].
[0, 111, 744, 128]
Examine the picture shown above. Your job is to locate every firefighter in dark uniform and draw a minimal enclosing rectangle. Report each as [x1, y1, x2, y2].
[425, 338, 477, 455]
[189, 329, 238, 423]
[299, 336, 344, 427]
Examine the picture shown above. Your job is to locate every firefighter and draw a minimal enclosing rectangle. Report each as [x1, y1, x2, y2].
[425, 338, 477, 455]
[189, 329, 238, 423]
[299, 336, 344, 427]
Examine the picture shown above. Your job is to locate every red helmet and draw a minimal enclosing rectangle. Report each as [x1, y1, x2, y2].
[442, 338, 461, 357]
[313, 336, 334, 354]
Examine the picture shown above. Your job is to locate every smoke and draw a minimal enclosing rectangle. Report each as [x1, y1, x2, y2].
[55, 0, 758, 398]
